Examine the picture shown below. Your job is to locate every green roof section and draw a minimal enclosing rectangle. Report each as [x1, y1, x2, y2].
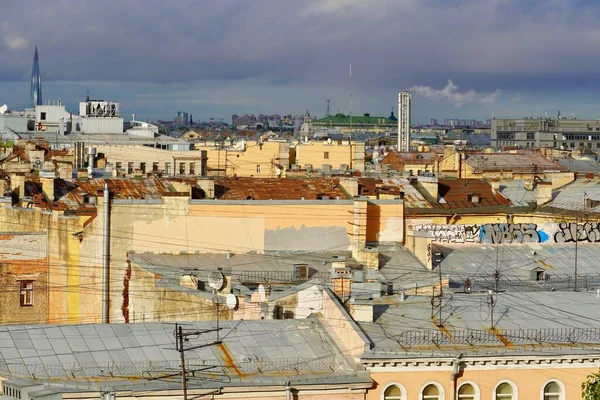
[314, 113, 397, 126]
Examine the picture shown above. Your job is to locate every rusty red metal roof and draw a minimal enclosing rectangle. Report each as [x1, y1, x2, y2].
[216, 177, 348, 200]
[437, 178, 511, 209]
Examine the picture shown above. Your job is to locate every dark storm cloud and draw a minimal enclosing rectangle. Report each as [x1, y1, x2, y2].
[1, 0, 599, 120]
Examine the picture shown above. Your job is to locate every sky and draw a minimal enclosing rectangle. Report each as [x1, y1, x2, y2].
[1, 0, 600, 123]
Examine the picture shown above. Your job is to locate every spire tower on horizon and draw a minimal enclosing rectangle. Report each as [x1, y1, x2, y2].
[30, 46, 42, 108]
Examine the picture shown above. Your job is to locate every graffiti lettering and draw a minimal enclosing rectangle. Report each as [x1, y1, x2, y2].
[413, 222, 600, 244]
[554, 222, 600, 243]
[480, 223, 540, 244]
[414, 224, 480, 244]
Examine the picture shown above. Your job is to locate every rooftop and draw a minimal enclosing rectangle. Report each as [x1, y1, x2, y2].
[215, 177, 348, 200]
[358, 177, 432, 208]
[465, 152, 569, 173]
[359, 290, 600, 358]
[0, 319, 366, 390]
[437, 178, 510, 209]
[434, 242, 600, 292]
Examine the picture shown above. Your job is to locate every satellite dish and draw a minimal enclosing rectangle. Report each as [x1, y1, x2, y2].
[226, 294, 238, 310]
[258, 284, 266, 302]
[208, 271, 225, 291]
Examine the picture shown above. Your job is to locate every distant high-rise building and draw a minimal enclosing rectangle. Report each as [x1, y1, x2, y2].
[30, 47, 42, 108]
[398, 92, 411, 152]
[175, 111, 189, 126]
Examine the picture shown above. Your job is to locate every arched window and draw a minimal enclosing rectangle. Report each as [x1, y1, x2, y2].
[458, 383, 476, 399]
[543, 381, 563, 400]
[495, 382, 515, 399]
[383, 384, 404, 400]
[422, 384, 441, 400]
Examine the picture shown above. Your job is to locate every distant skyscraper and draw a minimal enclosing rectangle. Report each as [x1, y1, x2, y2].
[30, 47, 42, 108]
[398, 92, 411, 152]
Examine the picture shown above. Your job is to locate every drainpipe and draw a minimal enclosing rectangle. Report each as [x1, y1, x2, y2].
[450, 356, 463, 400]
[102, 183, 111, 323]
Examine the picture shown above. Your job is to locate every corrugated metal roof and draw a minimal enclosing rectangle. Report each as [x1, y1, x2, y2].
[0, 319, 359, 386]
[359, 290, 600, 357]
[216, 178, 348, 200]
[465, 153, 568, 172]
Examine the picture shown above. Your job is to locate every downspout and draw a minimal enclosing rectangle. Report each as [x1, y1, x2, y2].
[102, 183, 111, 323]
[450, 356, 463, 400]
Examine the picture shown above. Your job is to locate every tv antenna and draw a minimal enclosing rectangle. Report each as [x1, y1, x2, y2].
[487, 291, 497, 329]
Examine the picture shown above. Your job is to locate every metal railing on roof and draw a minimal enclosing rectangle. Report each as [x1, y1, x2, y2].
[395, 327, 600, 347]
[0, 356, 342, 380]
[237, 270, 330, 283]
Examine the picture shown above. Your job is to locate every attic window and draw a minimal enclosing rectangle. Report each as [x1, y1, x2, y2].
[293, 264, 308, 280]
[468, 194, 480, 203]
[535, 270, 545, 281]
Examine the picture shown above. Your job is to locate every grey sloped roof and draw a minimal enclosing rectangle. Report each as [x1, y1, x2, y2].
[0, 319, 366, 390]
[498, 179, 537, 206]
[547, 178, 600, 212]
[434, 242, 600, 291]
[359, 290, 600, 358]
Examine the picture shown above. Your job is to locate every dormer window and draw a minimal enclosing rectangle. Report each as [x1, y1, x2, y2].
[467, 194, 480, 203]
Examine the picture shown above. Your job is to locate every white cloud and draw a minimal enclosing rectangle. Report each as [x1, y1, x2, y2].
[3, 34, 27, 51]
[409, 80, 502, 107]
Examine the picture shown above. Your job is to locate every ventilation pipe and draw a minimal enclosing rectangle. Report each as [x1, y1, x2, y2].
[87, 147, 97, 169]
[102, 183, 111, 323]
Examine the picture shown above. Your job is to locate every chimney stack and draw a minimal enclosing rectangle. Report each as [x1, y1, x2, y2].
[418, 175, 439, 201]
[536, 181, 553, 205]
[10, 174, 25, 200]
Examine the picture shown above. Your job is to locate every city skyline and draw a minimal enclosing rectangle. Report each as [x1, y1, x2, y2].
[1, 1, 600, 122]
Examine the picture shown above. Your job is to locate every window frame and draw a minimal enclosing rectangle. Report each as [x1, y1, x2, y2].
[540, 379, 565, 400]
[420, 381, 444, 400]
[19, 280, 34, 307]
[380, 382, 407, 400]
[457, 381, 480, 400]
[493, 380, 518, 400]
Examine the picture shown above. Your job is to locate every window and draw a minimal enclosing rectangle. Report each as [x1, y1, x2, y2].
[495, 382, 514, 399]
[115, 162, 122, 170]
[527, 132, 535, 140]
[40, 112, 46, 121]
[140, 162, 146, 173]
[20, 281, 33, 306]
[179, 162, 186, 175]
[383, 384, 404, 400]
[324, 151, 330, 159]
[165, 162, 171, 174]
[189, 163, 195, 175]
[256, 164, 262, 174]
[543, 381, 562, 400]
[422, 384, 441, 400]
[458, 383, 476, 399]
[128, 162, 134, 174]
[152, 162, 159, 172]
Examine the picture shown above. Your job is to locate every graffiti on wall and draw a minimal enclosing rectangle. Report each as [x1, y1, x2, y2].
[412, 222, 600, 244]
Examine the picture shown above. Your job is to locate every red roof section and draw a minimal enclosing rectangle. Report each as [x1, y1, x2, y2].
[437, 178, 511, 209]
[216, 177, 347, 200]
